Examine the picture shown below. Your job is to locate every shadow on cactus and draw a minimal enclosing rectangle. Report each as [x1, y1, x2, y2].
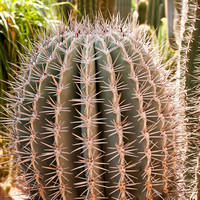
[3, 16, 182, 199]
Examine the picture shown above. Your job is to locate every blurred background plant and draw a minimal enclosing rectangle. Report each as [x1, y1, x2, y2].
[63, 0, 132, 21]
[154, 17, 177, 73]
[137, 0, 177, 73]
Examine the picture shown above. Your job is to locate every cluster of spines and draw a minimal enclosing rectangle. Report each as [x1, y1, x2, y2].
[98, 37, 131, 199]
[2, 17, 181, 200]
[73, 36, 105, 199]
[4, 35, 70, 199]
[41, 42, 72, 199]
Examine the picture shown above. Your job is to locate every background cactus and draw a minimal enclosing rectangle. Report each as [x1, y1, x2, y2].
[147, 0, 165, 35]
[3, 17, 182, 199]
[176, 0, 200, 198]
[115, 0, 132, 20]
[76, 0, 132, 21]
[138, 0, 148, 24]
[76, 0, 117, 20]
[165, 0, 179, 50]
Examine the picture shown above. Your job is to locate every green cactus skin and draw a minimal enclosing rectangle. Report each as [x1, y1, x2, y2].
[165, 0, 179, 50]
[138, 1, 148, 24]
[4, 18, 180, 199]
[176, 0, 200, 198]
[115, 0, 132, 20]
[147, 0, 165, 35]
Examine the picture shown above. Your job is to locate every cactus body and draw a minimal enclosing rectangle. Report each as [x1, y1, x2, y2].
[115, 0, 132, 20]
[138, 1, 148, 24]
[5, 19, 179, 199]
[176, 0, 200, 198]
[147, 0, 165, 35]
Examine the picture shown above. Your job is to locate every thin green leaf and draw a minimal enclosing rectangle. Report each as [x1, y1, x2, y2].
[51, 2, 83, 17]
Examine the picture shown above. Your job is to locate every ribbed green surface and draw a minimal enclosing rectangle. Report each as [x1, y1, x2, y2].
[7, 19, 178, 199]
[177, 1, 200, 198]
[147, 0, 165, 35]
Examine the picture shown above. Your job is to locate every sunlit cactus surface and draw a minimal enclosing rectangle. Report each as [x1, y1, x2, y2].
[4, 17, 181, 200]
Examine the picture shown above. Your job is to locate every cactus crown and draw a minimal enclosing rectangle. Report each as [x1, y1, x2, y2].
[5, 17, 180, 199]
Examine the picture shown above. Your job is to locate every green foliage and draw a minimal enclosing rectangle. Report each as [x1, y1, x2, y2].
[51, 1, 82, 21]
[0, 0, 55, 97]
[132, 0, 137, 11]
[139, 18, 177, 74]
[157, 18, 177, 71]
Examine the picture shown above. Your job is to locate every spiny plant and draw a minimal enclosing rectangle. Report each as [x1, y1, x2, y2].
[0, 0, 59, 189]
[176, 0, 200, 198]
[3, 17, 183, 199]
[138, 0, 148, 24]
[147, 0, 165, 35]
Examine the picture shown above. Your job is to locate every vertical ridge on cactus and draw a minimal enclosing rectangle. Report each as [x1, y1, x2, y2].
[176, 0, 200, 198]
[3, 17, 181, 199]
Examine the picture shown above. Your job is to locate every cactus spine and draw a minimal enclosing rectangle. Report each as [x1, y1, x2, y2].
[4, 18, 181, 199]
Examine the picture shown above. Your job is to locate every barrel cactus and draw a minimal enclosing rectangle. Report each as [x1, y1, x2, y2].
[4, 18, 181, 199]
